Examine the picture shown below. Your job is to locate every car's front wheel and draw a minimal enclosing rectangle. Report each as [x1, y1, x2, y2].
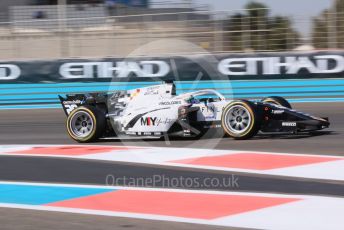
[221, 100, 260, 140]
[66, 106, 105, 143]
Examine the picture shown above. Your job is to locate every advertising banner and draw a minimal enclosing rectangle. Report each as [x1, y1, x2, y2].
[1, 51, 344, 83]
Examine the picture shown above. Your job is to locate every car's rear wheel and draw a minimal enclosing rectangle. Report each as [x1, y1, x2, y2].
[66, 106, 105, 143]
[222, 100, 260, 140]
[262, 96, 292, 109]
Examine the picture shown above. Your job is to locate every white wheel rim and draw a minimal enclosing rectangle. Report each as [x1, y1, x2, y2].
[70, 111, 94, 138]
[224, 105, 252, 134]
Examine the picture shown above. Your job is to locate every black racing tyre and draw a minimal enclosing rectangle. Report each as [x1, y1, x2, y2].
[262, 96, 292, 109]
[66, 106, 106, 143]
[221, 100, 261, 140]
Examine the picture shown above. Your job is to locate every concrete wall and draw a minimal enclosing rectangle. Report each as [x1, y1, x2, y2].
[0, 0, 33, 21]
[0, 24, 215, 60]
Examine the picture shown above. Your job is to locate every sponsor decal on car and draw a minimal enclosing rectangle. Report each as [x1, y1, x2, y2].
[183, 129, 191, 136]
[159, 101, 182, 106]
[143, 132, 152, 136]
[272, 110, 284, 114]
[141, 117, 157, 126]
[140, 117, 174, 126]
[200, 105, 221, 120]
[63, 100, 83, 105]
[201, 105, 221, 113]
[138, 132, 162, 136]
[64, 104, 78, 114]
[126, 131, 137, 135]
[282, 122, 297, 127]
[143, 86, 161, 95]
[62, 100, 83, 114]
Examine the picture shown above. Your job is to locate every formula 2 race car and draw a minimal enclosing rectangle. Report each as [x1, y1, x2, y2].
[59, 82, 330, 142]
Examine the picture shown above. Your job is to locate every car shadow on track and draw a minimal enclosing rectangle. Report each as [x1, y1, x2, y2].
[97, 131, 336, 143]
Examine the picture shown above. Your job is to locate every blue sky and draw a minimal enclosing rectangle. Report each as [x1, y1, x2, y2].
[152, 0, 333, 37]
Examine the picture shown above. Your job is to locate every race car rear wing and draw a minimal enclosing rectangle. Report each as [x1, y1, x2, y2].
[58, 93, 108, 116]
[58, 94, 87, 116]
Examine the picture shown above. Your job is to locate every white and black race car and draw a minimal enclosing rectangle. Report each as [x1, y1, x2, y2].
[59, 82, 330, 143]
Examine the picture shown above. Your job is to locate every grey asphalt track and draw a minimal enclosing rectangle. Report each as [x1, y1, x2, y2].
[0, 208, 238, 230]
[1, 156, 344, 196]
[0, 102, 343, 230]
[0, 103, 343, 155]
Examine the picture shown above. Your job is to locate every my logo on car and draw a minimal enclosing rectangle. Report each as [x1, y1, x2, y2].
[141, 117, 157, 126]
[141, 117, 173, 126]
